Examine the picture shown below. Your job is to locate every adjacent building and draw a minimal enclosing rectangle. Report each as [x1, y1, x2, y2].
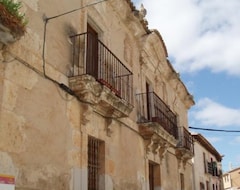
[223, 167, 240, 190]
[192, 133, 223, 190]
[1, 0, 197, 189]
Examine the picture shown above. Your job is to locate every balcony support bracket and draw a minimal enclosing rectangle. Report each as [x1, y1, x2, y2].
[69, 75, 133, 118]
[176, 148, 194, 169]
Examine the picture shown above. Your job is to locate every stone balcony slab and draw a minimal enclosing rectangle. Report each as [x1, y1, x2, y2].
[69, 75, 133, 118]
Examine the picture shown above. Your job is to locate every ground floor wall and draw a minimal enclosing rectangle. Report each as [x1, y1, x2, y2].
[0, 59, 73, 189]
[0, 58, 193, 190]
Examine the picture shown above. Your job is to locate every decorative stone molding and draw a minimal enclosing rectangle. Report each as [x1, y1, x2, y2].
[144, 133, 161, 155]
[139, 123, 177, 162]
[144, 136, 170, 163]
[167, 73, 195, 109]
[167, 71, 180, 82]
[69, 75, 133, 118]
[105, 118, 116, 137]
[132, 4, 149, 32]
[69, 75, 102, 105]
[184, 94, 195, 109]
[145, 137, 154, 154]
[176, 148, 193, 169]
[140, 34, 167, 75]
[80, 104, 93, 126]
[158, 141, 170, 162]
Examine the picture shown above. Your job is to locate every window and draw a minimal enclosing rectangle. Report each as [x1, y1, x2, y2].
[180, 173, 184, 190]
[86, 24, 99, 78]
[206, 181, 209, 190]
[212, 162, 218, 176]
[149, 162, 161, 190]
[212, 184, 215, 190]
[200, 182, 205, 190]
[207, 158, 218, 176]
[146, 81, 153, 120]
[203, 152, 207, 173]
[88, 136, 105, 190]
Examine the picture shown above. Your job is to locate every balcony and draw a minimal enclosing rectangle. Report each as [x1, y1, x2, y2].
[208, 161, 221, 176]
[177, 127, 194, 153]
[136, 92, 178, 158]
[176, 126, 194, 162]
[68, 32, 133, 118]
[136, 92, 178, 139]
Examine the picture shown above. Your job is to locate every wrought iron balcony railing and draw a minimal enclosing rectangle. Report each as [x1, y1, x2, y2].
[178, 126, 194, 154]
[136, 92, 178, 139]
[69, 32, 133, 105]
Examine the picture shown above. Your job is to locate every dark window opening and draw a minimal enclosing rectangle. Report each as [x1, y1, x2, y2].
[206, 181, 210, 190]
[86, 24, 98, 78]
[203, 152, 207, 173]
[200, 182, 205, 190]
[149, 162, 161, 190]
[213, 184, 215, 190]
[180, 173, 184, 190]
[88, 136, 105, 190]
[146, 82, 153, 120]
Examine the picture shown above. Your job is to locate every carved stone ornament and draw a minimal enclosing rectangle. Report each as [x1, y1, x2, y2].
[158, 141, 170, 162]
[139, 122, 177, 147]
[105, 118, 116, 137]
[69, 75, 133, 118]
[80, 104, 93, 126]
[133, 3, 148, 30]
[139, 123, 177, 163]
[143, 132, 171, 164]
[69, 75, 102, 105]
[176, 148, 193, 169]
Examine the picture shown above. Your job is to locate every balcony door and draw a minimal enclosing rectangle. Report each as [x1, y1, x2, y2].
[146, 82, 154, 120]
[87, 24, 98, 78]
[149, 162, 161, 190]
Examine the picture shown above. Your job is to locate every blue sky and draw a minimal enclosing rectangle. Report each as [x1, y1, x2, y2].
[132, 0, 240, 172]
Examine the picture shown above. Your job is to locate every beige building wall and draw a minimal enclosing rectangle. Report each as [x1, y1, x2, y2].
[223, 173, 232, 189]
[193, 134, 223, 190]
[0, 0, 195, 189]
[223, 167, 240, 190]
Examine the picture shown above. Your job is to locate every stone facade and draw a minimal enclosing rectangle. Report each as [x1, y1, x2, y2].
[0, 0, 195, 189]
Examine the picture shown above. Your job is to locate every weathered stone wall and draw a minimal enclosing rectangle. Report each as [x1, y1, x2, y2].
[229, 168, 240, 189]
[0, 60, 73, 189]
[0, 0, 194, 189]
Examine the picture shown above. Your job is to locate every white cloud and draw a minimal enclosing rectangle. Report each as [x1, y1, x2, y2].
[190, 98, 240, 127]
[134, 0, 240, 76]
